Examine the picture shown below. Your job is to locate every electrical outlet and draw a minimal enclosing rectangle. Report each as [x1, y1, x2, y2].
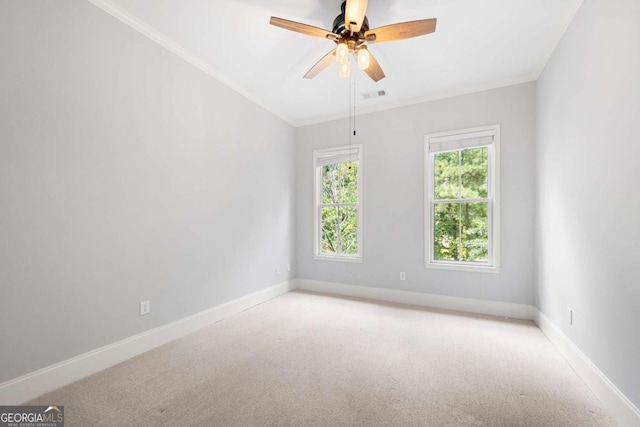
[276, 266, 281, 275]
[400, 272, 406, 281]
[287, 264, 291, 272]
[140, 300, 150, 316]
[568, 307, 573, 325]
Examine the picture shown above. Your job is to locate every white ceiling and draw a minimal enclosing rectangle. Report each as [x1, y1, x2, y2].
[93, 0, 583, 126]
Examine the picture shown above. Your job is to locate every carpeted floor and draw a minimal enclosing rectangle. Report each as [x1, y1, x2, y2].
[28, 291, 615, 426]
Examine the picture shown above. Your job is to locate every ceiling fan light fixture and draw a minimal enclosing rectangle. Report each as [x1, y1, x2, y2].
[336, 42, 349, 63]
[339, 59, 351, 78]
[357, 46, 370, 70]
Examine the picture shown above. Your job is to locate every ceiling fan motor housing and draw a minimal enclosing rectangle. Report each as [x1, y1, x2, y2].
[332, 1, 369, 37]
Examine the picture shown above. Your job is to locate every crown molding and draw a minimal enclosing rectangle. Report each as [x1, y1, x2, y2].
[294, 74, 537, 127]
[533, 0, 585, 78]
[86, 0, 295, 127]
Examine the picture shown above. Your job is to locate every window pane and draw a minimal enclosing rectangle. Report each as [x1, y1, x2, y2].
[321, 206, 358, 256]
[433, 203, 460, 261]
[434, 151, 460, 199]
[322, 162, 359, 204]
[459, 202, 489, 262]
[433, 202, 489, 262]
[461, 147, 488, 199]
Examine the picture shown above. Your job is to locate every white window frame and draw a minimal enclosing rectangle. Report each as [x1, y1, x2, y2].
[424, 125, 500, 273]
[313, 144, 363, 262]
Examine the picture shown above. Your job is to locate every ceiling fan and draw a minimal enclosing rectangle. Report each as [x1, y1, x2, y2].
[269, 0, 437, 82]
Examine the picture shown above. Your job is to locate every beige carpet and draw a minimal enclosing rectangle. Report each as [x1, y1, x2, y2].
[28, 291, 615, 426]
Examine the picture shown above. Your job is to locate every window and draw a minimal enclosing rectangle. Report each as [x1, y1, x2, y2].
[425, 125, 500, 272]
[313, 145, 363, 261]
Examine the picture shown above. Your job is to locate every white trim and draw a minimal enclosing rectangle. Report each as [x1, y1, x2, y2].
[293, 279, 640, 425]
[314, 255, 363, 263]
[5, 274, 636, 426]
[424, 124, 501, 271]
[425, 262, 500, 274]
[0, 280, 295, 405]
[533, 0, 585, 78]
[85, 0, 294, 127]
[86, 0, 550, 129]
[493, 125, 502, 268]
[294, 279, 535, 320]
[312, 144, 364, 261]
[86, 0, 557, 129]
[430, 129, 496, 144]
[294, 75, 537, 128]
[534, 310, 640, 427]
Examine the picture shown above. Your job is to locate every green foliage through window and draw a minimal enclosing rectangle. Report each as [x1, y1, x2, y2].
[433, 147, 489, 263]
[320, 162, 359, 256]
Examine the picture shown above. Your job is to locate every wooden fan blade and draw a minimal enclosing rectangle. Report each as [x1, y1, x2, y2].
[363, 51, 385, 82]
[270, 17, 338, 41]
[344, 0, 368, 34]
[304, 49, 337, 79]
[365, 18, 437, 43]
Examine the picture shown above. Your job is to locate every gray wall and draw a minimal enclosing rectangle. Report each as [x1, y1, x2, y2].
[296, 83, 537, 305]
[0, 1, 295, 383]
[6, 0, 636, 412]
[536, 0, 640, 408]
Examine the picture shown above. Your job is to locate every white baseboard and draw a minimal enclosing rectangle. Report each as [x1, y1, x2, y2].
[293, 279, 536, 320]
[534, 311, 640, 427]
[295, 279, 639, 425]
[5, 277, 637, 426]
[0, 280, 295, 405]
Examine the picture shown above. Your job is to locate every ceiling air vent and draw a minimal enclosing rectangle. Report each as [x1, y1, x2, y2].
[361, 89, 387, 100]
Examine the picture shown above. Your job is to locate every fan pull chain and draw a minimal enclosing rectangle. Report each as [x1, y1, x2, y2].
[350, 76, 357, 166]
[353, 78, 357, 137]
[348, 66, 353, 168]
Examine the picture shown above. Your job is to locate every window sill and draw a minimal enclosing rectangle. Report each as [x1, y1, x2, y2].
[425, 262, 500, 274]
[314, 255, 363, 264]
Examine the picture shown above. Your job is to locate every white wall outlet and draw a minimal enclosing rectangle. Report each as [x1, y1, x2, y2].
[568, 307, 573, 325]
[276, 266, 280, 275]
[140, 300, 150, 316]
[287, 263, 291, 272]
[400, 272, 406, 281]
